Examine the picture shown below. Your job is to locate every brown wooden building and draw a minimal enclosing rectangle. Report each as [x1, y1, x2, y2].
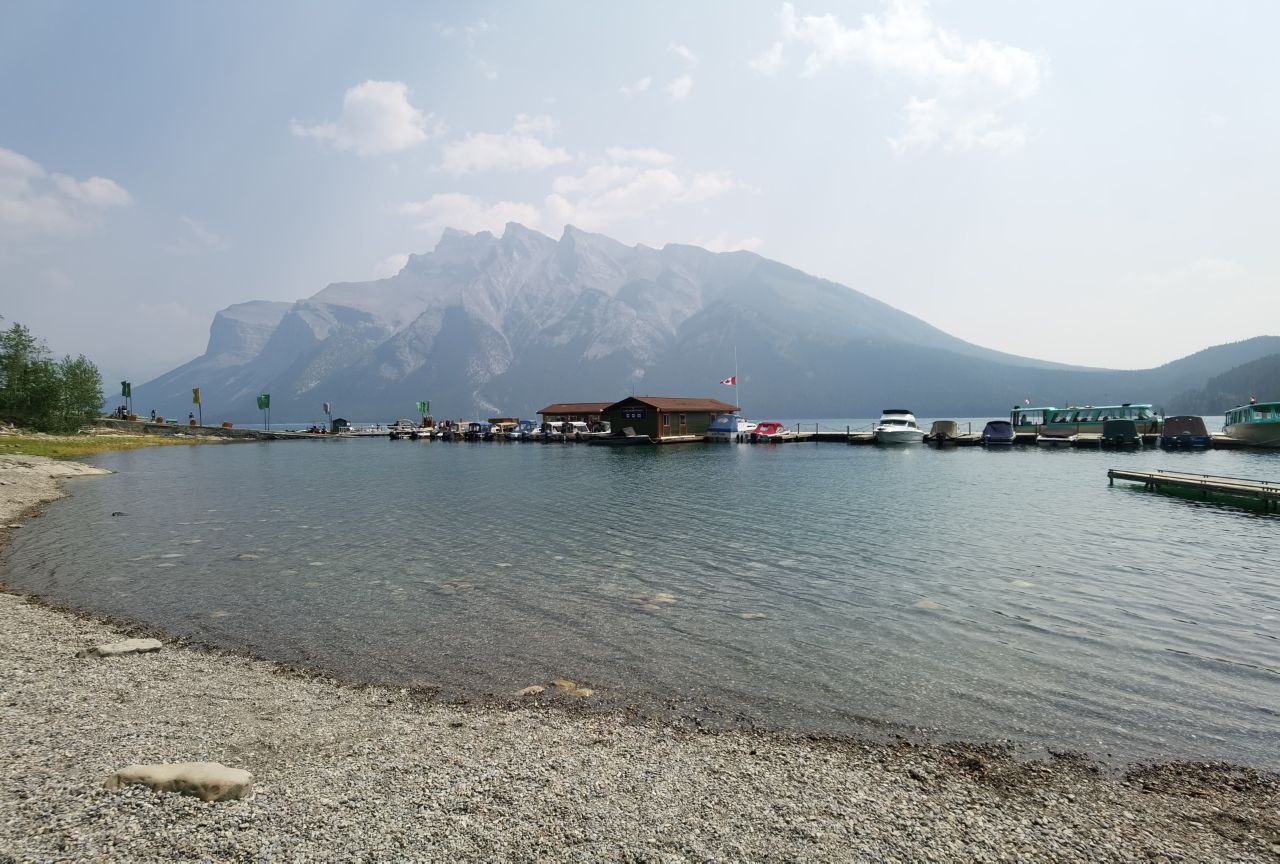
[599, 396, 738, 440]
[536, 402, 612, 425]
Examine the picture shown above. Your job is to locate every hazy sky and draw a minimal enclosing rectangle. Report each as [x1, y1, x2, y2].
[2, 1, 1277, 386]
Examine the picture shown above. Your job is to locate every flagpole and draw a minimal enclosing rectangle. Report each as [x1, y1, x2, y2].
[733, 345, 740, 413]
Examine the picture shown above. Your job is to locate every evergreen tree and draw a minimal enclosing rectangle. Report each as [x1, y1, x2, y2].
[0, 321, 50, 416]
[0, 320, 105, 432]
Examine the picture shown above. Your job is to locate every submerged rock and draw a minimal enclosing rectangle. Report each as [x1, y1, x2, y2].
[104, 762, 253, 802]
[551, 678, 593, 698]
[913, 600, 944, 610]
[738, 612, 767, 621]
[233, 553, 260, 561]
[76, 638, 162, 659]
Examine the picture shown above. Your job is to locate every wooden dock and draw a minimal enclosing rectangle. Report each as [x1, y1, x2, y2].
[1108, 469, 1280, 511]
[96, 418, 325, 441]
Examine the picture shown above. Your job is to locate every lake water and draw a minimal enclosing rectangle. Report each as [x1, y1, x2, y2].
[5, 426, 1278, 767]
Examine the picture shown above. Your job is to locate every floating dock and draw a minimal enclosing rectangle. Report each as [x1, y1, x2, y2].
[1107, 469, 1280, 511]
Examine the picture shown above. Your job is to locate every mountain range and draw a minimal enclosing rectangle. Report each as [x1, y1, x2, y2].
[137, 223, 1279, 422]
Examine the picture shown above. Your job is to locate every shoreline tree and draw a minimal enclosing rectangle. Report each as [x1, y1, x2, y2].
[0, 319, 104, 433]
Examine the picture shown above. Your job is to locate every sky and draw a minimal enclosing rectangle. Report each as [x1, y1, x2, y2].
[2, 0, 1278, 387]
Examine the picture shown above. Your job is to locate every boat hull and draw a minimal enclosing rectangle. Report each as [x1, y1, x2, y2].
[875, 429, 924, 444]
[1223, 424, 1280, 447]
[1159, 435, 1210, 450]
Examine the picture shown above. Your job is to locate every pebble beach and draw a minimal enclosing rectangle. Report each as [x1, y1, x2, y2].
[2, 456, 1278, 862]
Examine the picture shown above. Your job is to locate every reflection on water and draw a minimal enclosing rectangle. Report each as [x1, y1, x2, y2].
[4, 431, 1278, 766]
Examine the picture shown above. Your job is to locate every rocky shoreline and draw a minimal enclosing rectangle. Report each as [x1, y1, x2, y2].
[1, 458, 1278, 862]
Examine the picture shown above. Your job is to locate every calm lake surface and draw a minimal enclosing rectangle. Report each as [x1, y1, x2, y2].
[5, 426, 1278, 767]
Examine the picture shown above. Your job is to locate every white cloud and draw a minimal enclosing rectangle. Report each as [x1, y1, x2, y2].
[691, 233, 764, 253]
[760, 1, 1044, 153]
[665, 74, 694, 102]
[373, 252, 410, 279]
[0, 147, 131, 242]
[169, 216, 230, 254]
[437, 18, 498, 80]
[437, 17, 490, 43]
[751, 41, 786, 74]
[890, 97, 1028, 154]
[1203, 112, 1228, 129]
[668, 42, 699, 68]
[619, 76, 652, 97]
[440, 114, 571, 175]
[399, 193, 541, 237]
[545, 163, 737, 232]
[512, 113, 558, 137]
[402, 150, 740, 238]
[292, 80, 438, 155]
[605, 147, 676, 165]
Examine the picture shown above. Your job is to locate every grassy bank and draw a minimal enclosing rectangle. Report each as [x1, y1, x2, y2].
[0, 431, 220, 459]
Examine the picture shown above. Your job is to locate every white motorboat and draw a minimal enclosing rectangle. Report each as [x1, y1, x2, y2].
[707, 413, 758, 442]
[1035, 430, 1077, 447]
[874, 409, 925, 444]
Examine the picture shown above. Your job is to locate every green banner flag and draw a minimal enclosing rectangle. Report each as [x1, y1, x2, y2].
[192, 387, 201, 404]
[121, 381, 131, 397]
[416, 400, 429, 415]
[256, 394, 270, 410]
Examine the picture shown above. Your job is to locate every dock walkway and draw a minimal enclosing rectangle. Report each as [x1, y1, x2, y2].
[96, 418, 324, 441]
[1108, 469, 1280, 511]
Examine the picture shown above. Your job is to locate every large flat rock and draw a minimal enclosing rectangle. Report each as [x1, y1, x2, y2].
[104, 762, 253, 802]
[76, 638, 163, 659]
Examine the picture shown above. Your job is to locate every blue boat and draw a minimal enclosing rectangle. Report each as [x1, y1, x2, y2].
[1159, 416, 1211, 450]
[707, 413, 756, 442]
[980, 419, 1015, 445]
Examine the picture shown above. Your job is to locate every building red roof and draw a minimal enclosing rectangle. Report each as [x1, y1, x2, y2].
[536, 402, 612, 416]
[602, 396, 739, 413]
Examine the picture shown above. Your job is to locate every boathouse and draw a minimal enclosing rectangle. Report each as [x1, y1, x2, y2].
[599, 396, 738, 440]
[536, 402, 612, 425]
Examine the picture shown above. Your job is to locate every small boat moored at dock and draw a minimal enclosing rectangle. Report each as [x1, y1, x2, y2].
[1101, 419, 1142, 448]
[707, 413, 758, 442]
[980, 420, 1015, 446]
[1223, 401, 1280, 447]
[925, 420, 958, 443]
[751, 422, 793, 443]
[874, 410, 924, 444]
[1036, 429, 1077, 447]
[1160, 416, 1211, 450]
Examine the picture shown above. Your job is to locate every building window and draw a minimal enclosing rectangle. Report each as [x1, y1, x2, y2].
[662, 414, 671, 433]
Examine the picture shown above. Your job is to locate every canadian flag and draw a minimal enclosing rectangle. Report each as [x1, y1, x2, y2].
[720, 376, 736, 386]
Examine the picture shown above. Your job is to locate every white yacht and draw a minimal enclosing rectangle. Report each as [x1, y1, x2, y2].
[874, 409, 925, 444]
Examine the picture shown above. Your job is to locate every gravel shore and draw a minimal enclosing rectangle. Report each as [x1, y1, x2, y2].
[2, 458, 1278, 862]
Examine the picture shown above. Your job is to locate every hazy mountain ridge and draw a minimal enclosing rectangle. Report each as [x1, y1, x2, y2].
[135, 225, 1280, 421]
[1169, 352, 1280, 416]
